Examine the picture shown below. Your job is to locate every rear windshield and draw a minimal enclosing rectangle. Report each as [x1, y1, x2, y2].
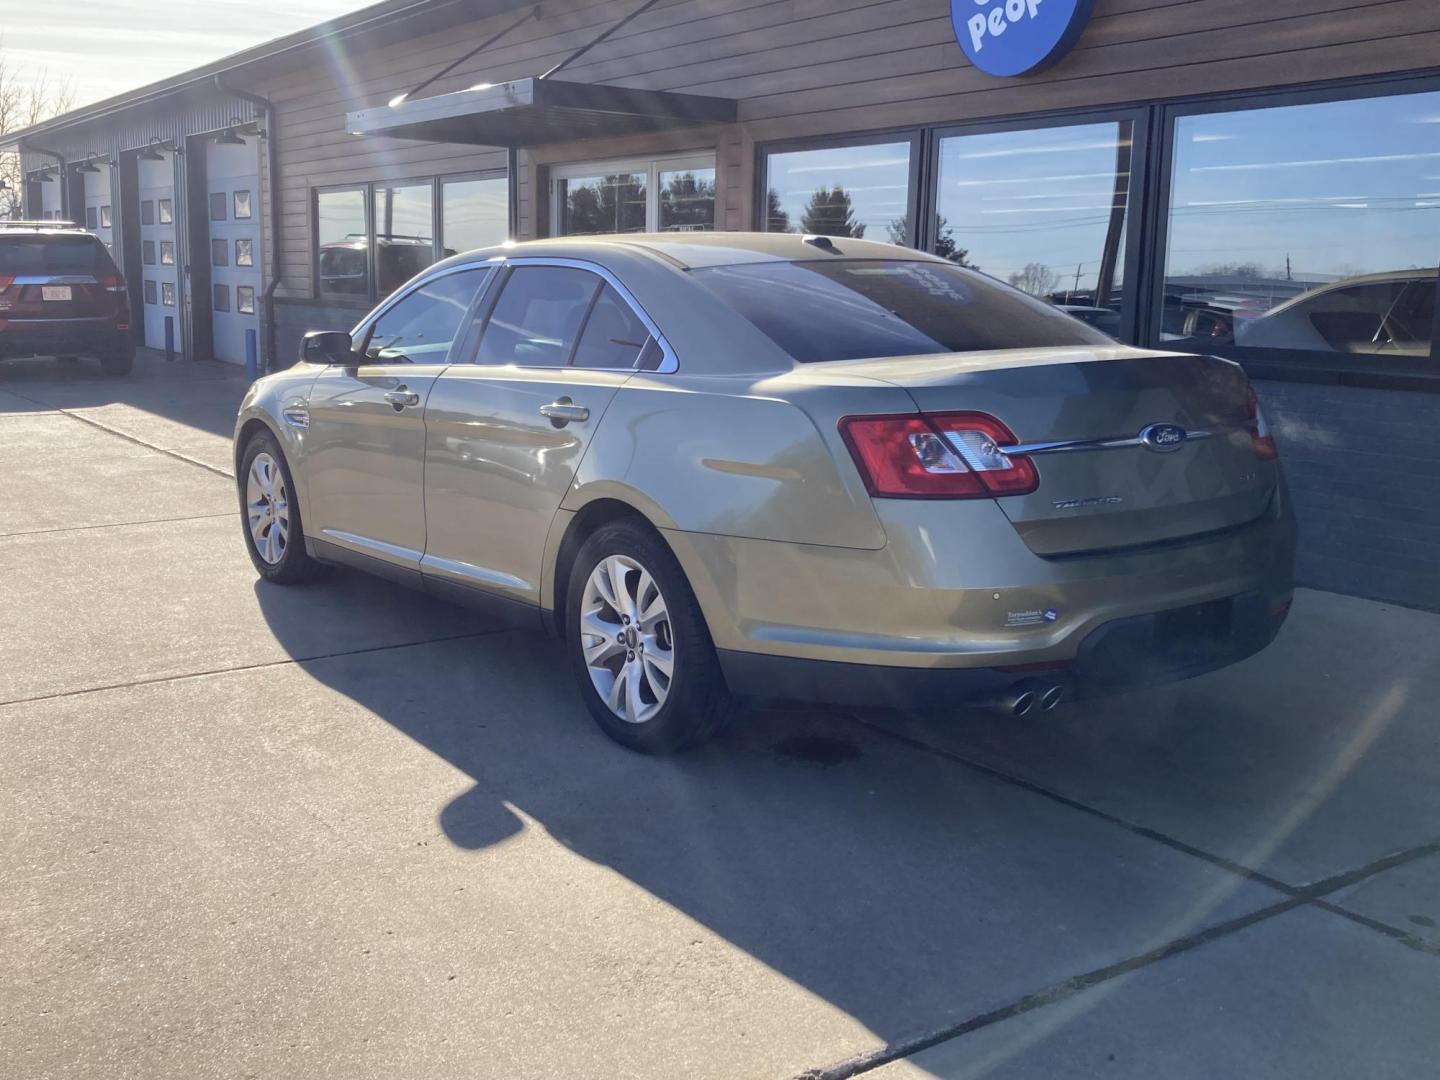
[691, 259, 1112, 363]
[0, 235, 116, 276]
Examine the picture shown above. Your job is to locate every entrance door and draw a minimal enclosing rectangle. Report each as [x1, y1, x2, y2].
[83, 165, 114, 258]
[206, 138, 262, 365]
[137, 154, 178, 351]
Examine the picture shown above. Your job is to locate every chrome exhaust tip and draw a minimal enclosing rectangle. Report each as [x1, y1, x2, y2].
[987, 686, 1036, 719]
[1039, 684, 1065, 712]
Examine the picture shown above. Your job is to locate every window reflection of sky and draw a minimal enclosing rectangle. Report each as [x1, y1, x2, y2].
[1166, 91, 1440, 281]
[935, 122, 1130, 297]
[766, 142, 912, 239]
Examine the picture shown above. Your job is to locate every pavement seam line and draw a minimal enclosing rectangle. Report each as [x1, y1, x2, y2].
[0, 512, 235, 540]
[3, 387, 235, 479]
[803, 837, 1440, 1080]
[0, 628, 513, 710]
[795, 895, 1311, 1080]
[846, 712, 1298, 895]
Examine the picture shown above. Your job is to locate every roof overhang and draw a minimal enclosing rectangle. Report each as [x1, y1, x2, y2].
[347, 77, 737, 148]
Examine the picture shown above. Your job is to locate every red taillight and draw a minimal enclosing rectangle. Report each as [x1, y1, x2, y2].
[1248, 388, 1278, 460]
[838, 411, 1039, 499]
[0, 275, 13, 292]
[97, 274, 127, 293]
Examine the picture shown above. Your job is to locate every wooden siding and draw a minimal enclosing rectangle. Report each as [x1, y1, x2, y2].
[246, 0, 1440, 300]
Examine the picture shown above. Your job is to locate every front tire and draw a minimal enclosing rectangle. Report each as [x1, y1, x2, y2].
[238, 431, 326, 584]
[566, 520, 734, 753]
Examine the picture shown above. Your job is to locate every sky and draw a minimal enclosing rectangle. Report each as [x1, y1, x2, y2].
[3, 1, 368, 109]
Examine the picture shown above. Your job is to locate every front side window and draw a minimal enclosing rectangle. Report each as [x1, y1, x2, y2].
[934, 121, 1134, 337]
[441, 176, 509, 254]
[363, 268, 491, 364]
[1162, 89, 1440, 362]
[764, 140, 913, 243]
[477, 266, 602, 367]
[316, 188, 369, 300]
[373, 181, 437, 297]
[693, 259, 1111, 364]
[571, 285, 651, 369]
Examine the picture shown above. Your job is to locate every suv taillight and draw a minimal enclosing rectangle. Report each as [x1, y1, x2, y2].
[97, 274, 127, 293]
[839, 412, 1039, 499]
[0, 275, 13, 292]
[1248, 388, 1278, 460]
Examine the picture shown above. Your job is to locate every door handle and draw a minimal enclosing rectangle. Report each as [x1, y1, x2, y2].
[385, 388, 421, 409]
[539, 401, 590, 425]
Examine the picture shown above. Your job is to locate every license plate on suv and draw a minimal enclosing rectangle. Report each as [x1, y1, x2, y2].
[41, 286, 72, 302]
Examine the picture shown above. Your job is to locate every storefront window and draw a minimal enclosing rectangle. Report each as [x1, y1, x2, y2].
[373, 181, 436, 297]
[658, 167, 716, 232]
[1161, 90, 1440, 361]
[316, 187, 369, 300]
[441, 175, 509, 255]
[934, 121, 1134, 337]
[551, 155, 715, 236]
[763, 140, 913, 242]
[558, 172, 648, 235]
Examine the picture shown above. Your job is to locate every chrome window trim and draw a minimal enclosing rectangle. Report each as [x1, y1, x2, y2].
[484, 256, 679, 374]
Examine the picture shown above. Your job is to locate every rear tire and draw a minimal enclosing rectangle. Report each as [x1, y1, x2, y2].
[98, 339, 134, 375]
[238, 430, 327, 584]
[566, 519, 735, 753]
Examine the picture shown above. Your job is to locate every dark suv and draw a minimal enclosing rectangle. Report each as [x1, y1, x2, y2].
[0, 223, 135, 374]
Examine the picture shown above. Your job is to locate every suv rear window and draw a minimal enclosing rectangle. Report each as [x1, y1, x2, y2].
[691, 259, 1111, 363]
[0, 234, 117, 276]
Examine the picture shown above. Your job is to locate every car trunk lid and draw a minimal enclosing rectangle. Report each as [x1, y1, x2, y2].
[832, 347, 1276, 557]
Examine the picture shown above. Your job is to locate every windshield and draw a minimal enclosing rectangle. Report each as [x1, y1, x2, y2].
[0, 234, 116, 276]
[691, 259, 1112, 363]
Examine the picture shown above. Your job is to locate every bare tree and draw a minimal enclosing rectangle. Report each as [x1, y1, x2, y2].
[1, 39, 76, 219]
[1007, 262, 1058, 297]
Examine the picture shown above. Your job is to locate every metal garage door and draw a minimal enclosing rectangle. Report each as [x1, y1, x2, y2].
[206, 138, 262, 366]
[83, 165, 114, 257]
[138, 154, 179, 351]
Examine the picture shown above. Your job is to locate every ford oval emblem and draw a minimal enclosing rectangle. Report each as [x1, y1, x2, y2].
[1140, 423, 1188, 453]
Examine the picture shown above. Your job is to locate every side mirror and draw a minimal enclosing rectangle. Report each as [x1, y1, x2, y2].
[302, 329, 358, 366]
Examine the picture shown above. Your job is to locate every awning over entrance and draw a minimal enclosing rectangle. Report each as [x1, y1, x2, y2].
[347, 78, 737, 148]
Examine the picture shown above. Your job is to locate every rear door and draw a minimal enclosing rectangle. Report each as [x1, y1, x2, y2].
[206, 137, 262, 365]
[421, 260, 661, 606]
[303, 265, 494, 575]
[137, 154, 179, 350]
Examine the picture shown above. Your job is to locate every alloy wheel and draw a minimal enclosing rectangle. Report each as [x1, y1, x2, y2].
[246, 452, 291, 565]
[579, 554, 675, 724]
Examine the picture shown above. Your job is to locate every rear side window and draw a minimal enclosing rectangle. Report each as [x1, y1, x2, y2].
[691, 260, 1111, 363]
[362, 268, 491, 364]
[0, 235, 118, 277]
[572, 285, 651, 370]
[477, 266, 602, 368]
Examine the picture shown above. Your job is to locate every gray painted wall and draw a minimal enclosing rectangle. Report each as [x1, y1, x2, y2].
[1258, 379, 1440, 612]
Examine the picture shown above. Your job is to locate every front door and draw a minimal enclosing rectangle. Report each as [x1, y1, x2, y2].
[137, 153, 178, 351]
[302, 266, 493, 576]
[422, 262, 658, 606]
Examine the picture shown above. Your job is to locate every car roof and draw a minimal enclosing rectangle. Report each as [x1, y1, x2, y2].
[445, 231, 945, 270]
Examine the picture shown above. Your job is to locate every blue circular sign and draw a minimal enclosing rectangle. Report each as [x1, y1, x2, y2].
[951, 0, 1097, 77]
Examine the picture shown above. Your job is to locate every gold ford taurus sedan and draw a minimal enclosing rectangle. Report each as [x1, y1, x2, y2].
[234, 234, 1295, 752]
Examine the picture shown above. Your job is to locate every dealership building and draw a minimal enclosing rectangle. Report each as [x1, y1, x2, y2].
[5, 0, 1437, 608]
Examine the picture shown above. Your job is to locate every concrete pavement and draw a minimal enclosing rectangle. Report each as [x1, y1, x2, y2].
[2, 352, 1437, 1079]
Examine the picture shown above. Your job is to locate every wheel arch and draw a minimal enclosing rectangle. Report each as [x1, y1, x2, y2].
[544, 497, 670, 641]
[234, 411, 315, 537]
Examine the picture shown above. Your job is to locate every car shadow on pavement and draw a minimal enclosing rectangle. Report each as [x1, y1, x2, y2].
[0, 351, 247, 442]
[250, 571, 1309, 1057]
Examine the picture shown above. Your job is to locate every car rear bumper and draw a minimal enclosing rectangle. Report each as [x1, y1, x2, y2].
[719, 590, 1291, 709]
[0, 322, 127, 358]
